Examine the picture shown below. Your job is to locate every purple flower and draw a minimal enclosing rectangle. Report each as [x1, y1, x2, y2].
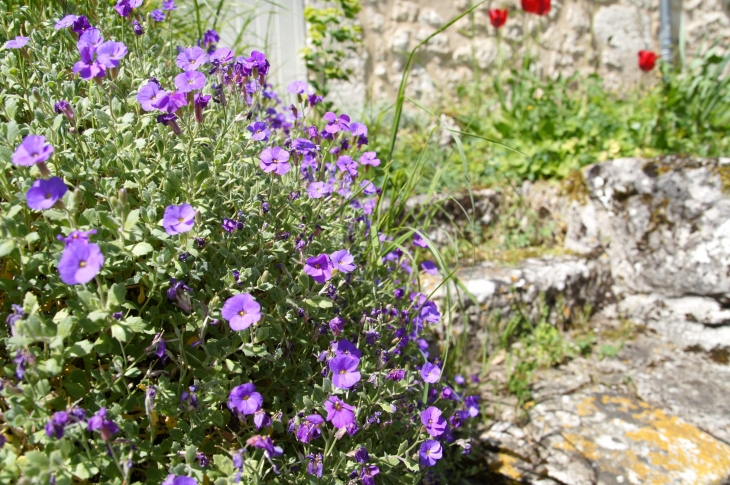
[292, 138, 316, 154]
[153, 91, 188, 114]
[420, 362, 441, 384]
[336, 156, 358, 178]
[222, 218, 237, 233]
[56, 229, 97, 246]
[306, 453, 323, 478]
[55, 15, 78, 30]
[194, 93, 211, 123]
[114, 0, 133, 17]
[421, 261, 438, 275]
[6, 304, 24, 328]
[210, 47, 233, 65]
[420, 407, 447, 437]
[162, 475, 196, 485]
[58, 242, 104, 285]
[221, 294, 262, 331]
[287, 80, 308, 94]
[329, 354, 361, 389]
[26, 177, 67, 210]
[304, 254, 333, 284]
[323, 112, 350, 134]
[386, 368, 405, 381]
[196, 452, 209, 468]
[73, 46, 105, 80]
[174, 70, 206, 92]
[296, 414, 324, 443]
[54, 100, 74, 121]
[162, 203, 195, 235]
[246, 435, 282, 458]
[12, 135, 54, 166]
[202, 29, 219, 45]
[96, 41, 128, 69]
[151, 10, 165, 22]
[132, 20, 143, 36]
[413, 232, 428, 248]
[329, 316, 345, 335]
[229, 383, 263, 415]
[360, 180, 377, 195]
[254, 409, 271, 429]
[45, 411, 70, 439]
[465, 396, 480, 418]
[333, 339, 362, 359]
[323, 396, 356, 429]
[137, 80, 167, 111]
[259, 147, 290, 176]
[176, 46, 208, 71]
[77, 28, 104, 50]
[355, 446, 369, 463]
[307, 182, 332, 199]
[72, 16, 92, 34]
[247, 122, 270, 142]
[419, 440, 443, 467]
[360, 465, 380, 485]
[246, 50, 270, 75]
[350, 122, 368, 137]
[330, 249, 356, 273]
[359, 152, 380, 167]
[87, 408, 119, 440]
[5, 36, 28, 49]
[454, 374, 465, 385]
[162, 0, 177, 10]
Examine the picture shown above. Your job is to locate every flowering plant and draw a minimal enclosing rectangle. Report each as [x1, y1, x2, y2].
[0, 2, 480, 484]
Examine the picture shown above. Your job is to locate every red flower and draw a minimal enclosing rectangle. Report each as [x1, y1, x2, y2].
[489, 9, 508, 28]
[638, 50, 658, 72]
[521, 0, 551, 15]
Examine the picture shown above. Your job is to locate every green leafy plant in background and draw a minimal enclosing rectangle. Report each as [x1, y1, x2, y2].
[302, 0, 362, 103]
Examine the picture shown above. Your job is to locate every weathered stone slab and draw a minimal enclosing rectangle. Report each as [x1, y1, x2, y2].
[423, 255, 612, 357]
[484, 388, 730, 485]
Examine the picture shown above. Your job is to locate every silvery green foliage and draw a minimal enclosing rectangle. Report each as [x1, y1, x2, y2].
[0, 2, 480, 484]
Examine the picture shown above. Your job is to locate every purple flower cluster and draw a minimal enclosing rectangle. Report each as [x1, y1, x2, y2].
[303, 249, 356, 284]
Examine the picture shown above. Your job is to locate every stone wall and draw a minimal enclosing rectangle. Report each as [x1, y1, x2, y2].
[326, 0, 730, 111]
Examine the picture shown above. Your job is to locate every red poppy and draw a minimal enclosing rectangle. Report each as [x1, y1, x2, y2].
[521, 0, 550, 15]
[488, 9, 508, 28]
[638, 50, 658, 72]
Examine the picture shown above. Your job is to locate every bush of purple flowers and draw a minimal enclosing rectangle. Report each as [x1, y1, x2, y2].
[0, 2, 481, 484]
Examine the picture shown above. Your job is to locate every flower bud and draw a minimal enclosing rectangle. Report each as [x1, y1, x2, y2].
[37, 162, 51, 178]
[118, 188, 127, 206]
[74, 188, 83, 208]
[31, 88, 42, 105]
[109, 196, 118, 209]
[261, 270, 269, 283]
[195, 210, 202, 225]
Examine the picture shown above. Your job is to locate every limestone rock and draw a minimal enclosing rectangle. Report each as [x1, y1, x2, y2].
[391, 0, 419, 22]
[418, 8, 444, 28]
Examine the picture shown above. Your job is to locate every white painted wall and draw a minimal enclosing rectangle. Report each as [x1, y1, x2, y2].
[219, 0, 307, 91]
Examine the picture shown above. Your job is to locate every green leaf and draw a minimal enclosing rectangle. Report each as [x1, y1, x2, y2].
[382, 455, 400, 466]
[0, 239, 15, 257]
[88, 310, 109, 322]
[185, 445, 197, 464]
[43, 209, 67, 221]
[131, 242, 153, 256]
[108, 283, 126, 307]
[94, 334, 113, 354]
[403, 459, 420, 472]
[111, 324, 131, 342]
[397, 440, 409, 455]
[67, 340, 94, 357]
